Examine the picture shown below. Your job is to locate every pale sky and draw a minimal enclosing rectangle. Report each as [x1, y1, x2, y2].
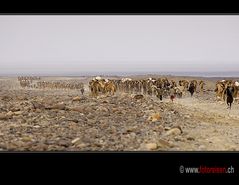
[0, 15, 239, 75]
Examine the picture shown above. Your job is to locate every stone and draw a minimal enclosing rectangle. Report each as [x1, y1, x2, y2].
[69, 119, 79, 123]
[21, 137, 32, 142]
[144, 143, 158, 150]
[187, 137, 195, 141]
[0, 113, 12, 120]
[164, 127, 171, 131]
[31, 101, 45, 109]
[1, 96, 12, 101]
[58, 140, 70, 147]
[174, 137, 180, 141]
[76, 143, 87, 148]
[70, 107, 84, 112]
[147, 113, 161, 122]
[47, 102, 66, 110]
[156, 125, 164, 132]
[199, 145, 206, 150]
[140, 143, 158, 150]
[14, 111, 24, 115]
[130, 133, 136, 138]
[164, 127, 182, 136]
[71, 138, 81, 144]
[85, 107, 93, 113]
[112, 108, 118, 113]
[6, 111, 14, 117]
[20, 118, 27, 123]
[117, 111, 123, 115]
[157, 139, 172, 148]
[72, 96, 81, 101]
[134, 94, 144, 100]
[87, 113, 95, 119]
[97, 106, 108, 112]
[149, 106, 154, 110]
[173, 126, 183, 133]
[35, 109, 41, 113]
[126, 127, 134, 132]
[9, 107, 20, 112]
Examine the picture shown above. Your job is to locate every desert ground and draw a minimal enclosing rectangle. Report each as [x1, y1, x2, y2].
[0, 75, 239, 151]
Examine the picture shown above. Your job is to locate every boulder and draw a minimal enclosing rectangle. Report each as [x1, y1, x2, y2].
[46, 102, 66, 110]
[6, 111, 14, 117]
[147, 113, 161, 122]
[9, 107, 21, 112]
[31, 101, 45, 109]
[134, 94, 144, 100]
[157, 139, 172, 148]
[72, 96, 81, 101]
[97, 106, 108, 112]
[0, 113, 12, 120]
[140, 143, 158, 150]
[14, 111, 24, 115]
[164, 127, 182, 136]
[71, 138, 81, 144]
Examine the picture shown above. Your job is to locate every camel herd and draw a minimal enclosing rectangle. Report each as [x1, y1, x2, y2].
[18, 76, 84, 91]
[88, 76, 239, 109]
[88, 76, 206, 100]
[36, 81, 84, 91]
[17, 76, 239, 108]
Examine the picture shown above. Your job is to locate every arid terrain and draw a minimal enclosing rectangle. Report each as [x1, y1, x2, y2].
[0, 75, 239, 151]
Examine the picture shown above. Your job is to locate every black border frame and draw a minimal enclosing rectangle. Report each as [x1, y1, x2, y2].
[1, 5, 239, 179]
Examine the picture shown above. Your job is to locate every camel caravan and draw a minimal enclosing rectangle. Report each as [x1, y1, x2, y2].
[18, 76, 84, 92]
[18, 76, 208, 101]
[36, 81, 84, 91]
[17, 75, 239, 109]
[18, 76, 41, 88]
[88, 76, 207, 100]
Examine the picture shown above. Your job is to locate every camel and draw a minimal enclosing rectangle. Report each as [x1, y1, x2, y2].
[215, 82, 225, 101]
[199, 80, 205, 93]
[104, 81, 116, 95]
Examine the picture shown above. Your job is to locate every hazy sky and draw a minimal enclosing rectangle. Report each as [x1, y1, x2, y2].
[0, 15, 239, 75]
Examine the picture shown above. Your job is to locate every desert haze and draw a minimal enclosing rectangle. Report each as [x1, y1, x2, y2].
[0, 74, 239, 151]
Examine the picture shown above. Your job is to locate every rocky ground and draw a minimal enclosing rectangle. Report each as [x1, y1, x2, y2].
[0, 76, 239, 151]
